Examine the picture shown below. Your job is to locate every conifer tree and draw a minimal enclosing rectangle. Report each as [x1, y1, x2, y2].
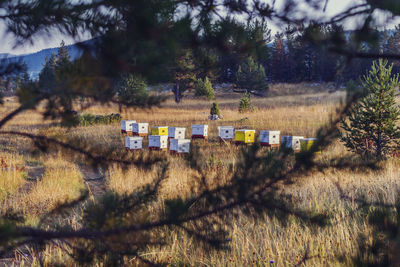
[239, 91, 252, 113]
[271, 32, 286, 82]
[38, 55, 57, 94]
[341, 59, 400, 158]
[115, 73, 148, 107]
[173, 50, 197, 103]
[210, 102, 220, 116]
[236, 57, 268, 93]
[195, 76, 215, 100]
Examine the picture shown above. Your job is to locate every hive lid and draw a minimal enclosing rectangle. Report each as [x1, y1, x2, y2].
[128, 136, 143, 140]
[302, 138, 317, 141]
[260, 130, 280, 133]
[236, 129, 255, 132]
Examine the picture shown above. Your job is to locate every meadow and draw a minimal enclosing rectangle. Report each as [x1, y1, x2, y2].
[0, 83, 398, 266]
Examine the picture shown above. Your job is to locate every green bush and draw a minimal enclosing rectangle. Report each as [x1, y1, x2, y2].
[75, 113, 122, 127]
[239, 92, 252, 113]
[210, 102, 221, 116]
[195, 76, 215, 100]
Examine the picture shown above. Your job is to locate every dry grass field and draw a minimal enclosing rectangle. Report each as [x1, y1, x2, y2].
[0, 86, 398, 266]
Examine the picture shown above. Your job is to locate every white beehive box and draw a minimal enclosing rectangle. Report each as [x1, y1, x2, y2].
[170, 139, 191, 153]
[168, 127, 186, 139]
[218, 126, 234, 140]
[149, 135, 168, 150]
[192, 124, 208, 137]
[177, 139, 191, 153]
[169, 138, 178, 152]
[125, 136, 143, 150]
[132, 122, 149, 136]
[260, 130, 280, 146]
[121, 120, 136, 133]
[282, 136, 304, 151]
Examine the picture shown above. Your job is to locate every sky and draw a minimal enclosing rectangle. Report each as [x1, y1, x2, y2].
[0, 0, 398, 55]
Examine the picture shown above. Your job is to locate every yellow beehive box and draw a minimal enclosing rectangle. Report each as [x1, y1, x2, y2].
[151, 126, 168, 136]
[300, 138, 321, 153]
[234, 129, 255, 144]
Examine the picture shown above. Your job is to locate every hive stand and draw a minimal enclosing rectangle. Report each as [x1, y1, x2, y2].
[192, 135, 208, 143]
[149, 147, 168, 152]
[219, 137, 233, 145]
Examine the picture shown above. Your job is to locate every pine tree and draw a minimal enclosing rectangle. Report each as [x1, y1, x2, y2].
[173, 50, 197, 103]
[271, 33, 286, 82]
[116, 73, 148, 106]
[387, 24, 400, 72]
[57, 40, 70, 63]
[38, 55, 57, 94]
[239, 91, 252, 113]
[341, 59, 400, 159]
[194, 76, 215, 100]
[210, 102, 220, 116]
[236, 57, 268, 92]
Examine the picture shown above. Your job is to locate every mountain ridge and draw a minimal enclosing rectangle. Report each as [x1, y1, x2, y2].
[2, 41, 88, 78]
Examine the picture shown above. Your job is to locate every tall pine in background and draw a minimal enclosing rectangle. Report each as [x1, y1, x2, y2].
[341, 59, 400, 159]
[172, 50, 197, 103]
[236, 57, 268, 93]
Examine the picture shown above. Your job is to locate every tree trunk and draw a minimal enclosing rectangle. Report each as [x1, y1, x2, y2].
[376, 131, 382, 158]
[174, 82, 180, 103]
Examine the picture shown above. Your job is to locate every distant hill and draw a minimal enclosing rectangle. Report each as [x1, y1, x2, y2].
[0, 53, 15, 59]
[2, 41, 90, 78]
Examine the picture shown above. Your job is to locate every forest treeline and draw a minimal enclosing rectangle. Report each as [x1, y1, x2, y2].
[2, 21, 400, 101]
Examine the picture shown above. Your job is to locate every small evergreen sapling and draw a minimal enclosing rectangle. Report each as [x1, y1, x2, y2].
[210, 102, 221, 117]
[341, 59, 400, 159]
[239, 92, 252, 113]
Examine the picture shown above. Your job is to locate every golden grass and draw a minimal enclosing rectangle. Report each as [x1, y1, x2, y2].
[21, 156, 84, 215]
[1, 154, 85, 226]
[0, 152, 26, 201]
[0, 87, 399, 266]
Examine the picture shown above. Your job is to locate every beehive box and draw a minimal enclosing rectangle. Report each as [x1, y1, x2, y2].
[121, 120, 136, 134]
[300, 138, 321, 153]
[151, 126, 168, 136]
[260, 130, 280, 147]
[125, 136, 143, 150]
[218, 126, 234, 141]
[192, 125, 208, 139]
[234, 129, 255, 144]
[170, 139, 191, 154]
[149, 135, 168, 150]
[168, 127, 186, 139]
[132, 122, 149, 136]
[282, 136, 304, 151]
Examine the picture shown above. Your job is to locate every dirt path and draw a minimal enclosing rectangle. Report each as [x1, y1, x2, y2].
[78, 164, 108, 198]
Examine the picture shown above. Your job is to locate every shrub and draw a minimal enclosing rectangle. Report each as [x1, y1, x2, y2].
[195, 76, 215, 100]
[210, 102, 221, 116]
[341, 59, 400, 159]
[239, 92, 252, 113]
[74, 113, 122, 127]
